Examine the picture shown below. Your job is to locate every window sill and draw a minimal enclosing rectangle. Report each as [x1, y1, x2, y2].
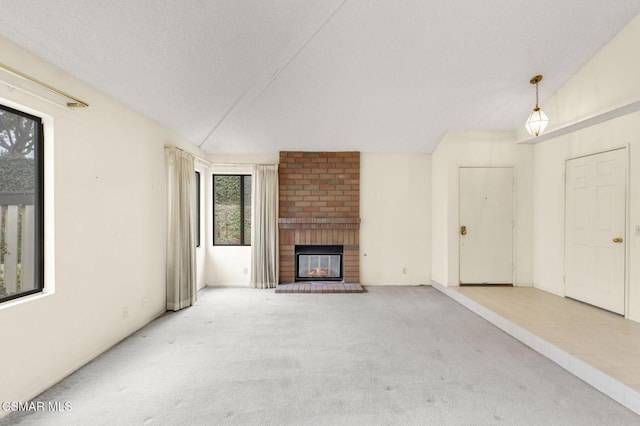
[0, 290, 53, 311]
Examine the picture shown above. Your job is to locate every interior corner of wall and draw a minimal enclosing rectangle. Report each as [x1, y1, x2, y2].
[627, 314, 640, 324]
[430, 279, 445, 290]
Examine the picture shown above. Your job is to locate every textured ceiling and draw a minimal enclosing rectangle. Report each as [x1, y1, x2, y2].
[0, 1, 639, 154]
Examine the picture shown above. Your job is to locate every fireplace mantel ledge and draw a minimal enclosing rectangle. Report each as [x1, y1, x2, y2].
[278, 217, 361, 224]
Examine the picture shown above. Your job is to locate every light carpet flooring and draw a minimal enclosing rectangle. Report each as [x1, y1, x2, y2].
[5, 286, 639, 425]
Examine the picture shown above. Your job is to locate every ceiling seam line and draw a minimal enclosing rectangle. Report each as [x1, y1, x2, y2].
[198, 0, 349, 148]
[246, 0, 349, 107]
[198, 88, 251, 148]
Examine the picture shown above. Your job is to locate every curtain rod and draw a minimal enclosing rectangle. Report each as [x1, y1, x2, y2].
[164, 144, 212, 165]
[165, 145, 278, 168]
[1, 77, 71, 111]
[209, 162, 277, 167]
[0, 61, 89, 108]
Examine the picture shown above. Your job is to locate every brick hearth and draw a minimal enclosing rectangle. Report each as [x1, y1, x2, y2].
[275, 282, 364, 293]
[278, 151, 360, 284]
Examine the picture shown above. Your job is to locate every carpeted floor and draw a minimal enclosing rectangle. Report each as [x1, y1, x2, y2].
[5, 286, 639, 425]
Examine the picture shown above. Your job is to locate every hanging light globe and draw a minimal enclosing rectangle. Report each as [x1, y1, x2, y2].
[525, 75, 549, 137]
[525, 107, 549, 136]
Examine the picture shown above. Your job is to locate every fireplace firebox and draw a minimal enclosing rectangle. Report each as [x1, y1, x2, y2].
[295, 245, 343, 282]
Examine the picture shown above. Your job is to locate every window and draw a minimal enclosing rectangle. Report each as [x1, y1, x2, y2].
[213, 175, 251, 245]
[0, 104, 44, 303]
[195, 171, 201, 247]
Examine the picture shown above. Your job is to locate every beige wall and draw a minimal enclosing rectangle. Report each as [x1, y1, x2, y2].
[430, 142, 449, 285]
[360, 153, 431, 285]
[528, 15, 640, 321]
[194, 164, 208, 290]
[205, 152, 433, 286]
[0, 36, 205, 405]
[204, 155, 277, 287]
[431, 131, 534, 287]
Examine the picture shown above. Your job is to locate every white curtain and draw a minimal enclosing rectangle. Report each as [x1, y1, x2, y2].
[251, 164, 279, 288]
[165, 147, 197, 310]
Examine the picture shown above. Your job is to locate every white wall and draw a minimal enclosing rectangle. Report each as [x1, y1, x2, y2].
[0, 37, 206, 406]
[430, 142, 449, 285]
[208, 246, 252, 286]
[205, 155, 277, 286]
[195, 164, 207, 290]
[431, 131, 534, 287]
[205, 152, 433, 286]
[528, 15, 640, 321]
[360, 153, 431, 285]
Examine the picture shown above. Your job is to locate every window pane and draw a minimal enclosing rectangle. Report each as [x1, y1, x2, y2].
[243, 175, 251, 245]
[213, 174, 251, 246]
[214, 175, 241, 245]
[0, 106, 41, 302]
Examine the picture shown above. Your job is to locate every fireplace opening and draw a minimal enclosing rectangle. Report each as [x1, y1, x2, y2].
[295, 245, 343, 282]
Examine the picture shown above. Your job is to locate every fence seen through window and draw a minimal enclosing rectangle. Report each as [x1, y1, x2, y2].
[0, 104, 44, 303]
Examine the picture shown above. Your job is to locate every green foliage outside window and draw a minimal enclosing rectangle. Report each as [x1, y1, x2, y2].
[213, 175, 251, 245]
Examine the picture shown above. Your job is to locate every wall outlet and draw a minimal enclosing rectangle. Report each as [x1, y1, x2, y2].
[243, 267, 249, 275]
[636, 225, 640, 236]
[142, 298, 148, 308]
[122, 306, 129, 318]
[402, 267, 407, 275]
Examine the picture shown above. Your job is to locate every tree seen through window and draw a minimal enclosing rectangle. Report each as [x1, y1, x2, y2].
[0, 105, 44, 302]
[213, 175, 251, 245]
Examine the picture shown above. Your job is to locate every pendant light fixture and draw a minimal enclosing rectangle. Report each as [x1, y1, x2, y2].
[525, 75, 549, 137]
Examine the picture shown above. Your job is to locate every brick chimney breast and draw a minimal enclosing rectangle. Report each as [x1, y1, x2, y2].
[278, 152, 360, 284]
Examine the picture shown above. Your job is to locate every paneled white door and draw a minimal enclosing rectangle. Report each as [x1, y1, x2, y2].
[565, 149, 626, 314]
[459, 167, 513, 284]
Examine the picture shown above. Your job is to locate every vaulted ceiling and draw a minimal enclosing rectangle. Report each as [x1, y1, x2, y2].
[1, 1, 639, 153]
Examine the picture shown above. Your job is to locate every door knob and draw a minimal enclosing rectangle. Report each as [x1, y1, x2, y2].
[613, 237, 623, 243]
[460, 226, 467, 236]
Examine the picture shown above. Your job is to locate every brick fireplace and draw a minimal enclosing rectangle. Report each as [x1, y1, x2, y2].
[278, 151, 360, 284]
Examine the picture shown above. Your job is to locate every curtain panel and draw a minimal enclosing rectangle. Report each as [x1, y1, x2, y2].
[251, 164, 279, 288]
[165, 147, 197, 310]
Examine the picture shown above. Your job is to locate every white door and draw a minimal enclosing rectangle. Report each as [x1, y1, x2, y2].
[459, 167, 513, 284]
[565, 149, 626, 314]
